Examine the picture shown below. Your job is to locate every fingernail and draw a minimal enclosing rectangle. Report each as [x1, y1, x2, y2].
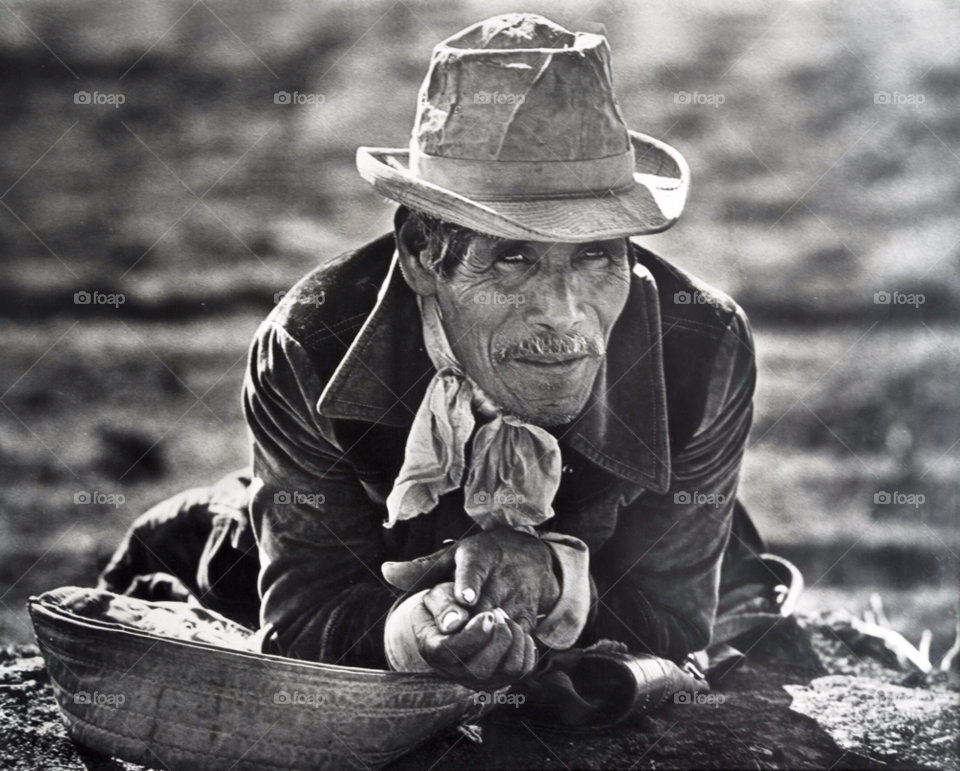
[494, 608, 507, 623]
[461, 587, 477, 604]
[481, 613, 494, 633]
[441, 610, 460, 632]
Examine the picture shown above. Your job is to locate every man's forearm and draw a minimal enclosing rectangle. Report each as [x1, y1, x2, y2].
[260, 579, 398, 667]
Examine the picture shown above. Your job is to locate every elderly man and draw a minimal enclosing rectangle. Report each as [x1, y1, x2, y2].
[101, 13, 789, 694]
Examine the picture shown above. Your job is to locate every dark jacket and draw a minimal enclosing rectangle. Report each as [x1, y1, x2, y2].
[243, 232, 756, 669]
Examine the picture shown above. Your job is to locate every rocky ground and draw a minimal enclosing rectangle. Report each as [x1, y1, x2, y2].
[1, 615, 956, 771]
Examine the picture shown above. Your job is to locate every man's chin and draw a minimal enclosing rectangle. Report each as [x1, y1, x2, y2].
[501, 397, 587, 428]
[490, 372, 597, 428]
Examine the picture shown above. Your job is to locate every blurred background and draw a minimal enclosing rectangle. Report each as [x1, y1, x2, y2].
[1, 0, 957, 660]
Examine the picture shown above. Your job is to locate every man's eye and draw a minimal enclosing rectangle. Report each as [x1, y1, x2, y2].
[580, 249, 609, 262]
[497, 252, 526, 265]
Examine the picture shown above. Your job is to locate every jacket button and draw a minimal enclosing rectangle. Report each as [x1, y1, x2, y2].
[562, 464, 573, 475]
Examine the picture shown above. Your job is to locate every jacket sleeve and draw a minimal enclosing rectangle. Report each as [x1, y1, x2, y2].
[242, 319, 399, 667]
[583, 307, 757, 661]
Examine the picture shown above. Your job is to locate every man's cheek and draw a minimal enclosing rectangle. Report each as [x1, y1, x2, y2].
[588, 278, 631, 334]
[448, 306, 510, 361]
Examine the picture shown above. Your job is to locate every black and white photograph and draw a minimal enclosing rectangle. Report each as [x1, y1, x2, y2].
[0, 1, 957, 769]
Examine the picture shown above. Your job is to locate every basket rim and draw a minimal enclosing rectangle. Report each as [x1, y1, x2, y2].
[27, 594, 462, 685]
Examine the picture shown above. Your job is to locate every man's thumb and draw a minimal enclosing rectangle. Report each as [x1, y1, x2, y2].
[382, 546, 456, 591]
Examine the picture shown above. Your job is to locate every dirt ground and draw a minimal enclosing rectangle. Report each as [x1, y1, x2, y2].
[1, 616, 956, 771]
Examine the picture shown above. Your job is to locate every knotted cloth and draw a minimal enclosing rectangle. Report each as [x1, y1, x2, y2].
[385, 294, 562, 530]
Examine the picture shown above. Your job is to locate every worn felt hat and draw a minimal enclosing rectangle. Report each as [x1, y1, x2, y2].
[356, 13, 690, 242]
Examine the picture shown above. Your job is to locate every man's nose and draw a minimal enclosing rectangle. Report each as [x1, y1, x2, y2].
[523, 271, 586, 333]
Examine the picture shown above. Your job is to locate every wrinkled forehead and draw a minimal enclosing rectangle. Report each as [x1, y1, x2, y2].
[460, 232, 631, 258]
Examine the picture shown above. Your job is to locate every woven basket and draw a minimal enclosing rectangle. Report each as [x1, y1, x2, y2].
[29, 589, 486, 771]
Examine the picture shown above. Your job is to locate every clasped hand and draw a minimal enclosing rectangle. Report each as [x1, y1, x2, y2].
[382, 527, 560, 688]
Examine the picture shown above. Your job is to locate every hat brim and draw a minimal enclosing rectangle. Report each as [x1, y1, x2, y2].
[356, 131, 689, 242]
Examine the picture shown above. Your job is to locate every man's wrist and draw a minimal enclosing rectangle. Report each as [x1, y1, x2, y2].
[535, 533, 591, 650]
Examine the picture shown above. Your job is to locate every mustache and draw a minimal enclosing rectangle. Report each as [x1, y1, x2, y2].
[492, 333, 606, 365]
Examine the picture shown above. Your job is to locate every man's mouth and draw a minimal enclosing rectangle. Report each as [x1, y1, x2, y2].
[509, 352, 592, 367]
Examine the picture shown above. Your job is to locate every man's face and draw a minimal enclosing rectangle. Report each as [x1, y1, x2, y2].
[434, 234, 632, 427]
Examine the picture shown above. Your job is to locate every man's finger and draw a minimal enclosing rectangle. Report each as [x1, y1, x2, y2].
[382, 545, 456, 591]
[522, 626, 538, 675]
[454, 537, 500, 606]
[497, 618, 535, 681]
[462, 610, 517, 681]
[423, 611, 497, 668]
[499, 587, 539, 633]
[423, 583, 469, 634]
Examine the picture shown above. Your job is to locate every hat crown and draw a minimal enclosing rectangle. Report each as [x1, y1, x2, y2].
[448, 14, 575, 50]
[415, 14, 631, 163]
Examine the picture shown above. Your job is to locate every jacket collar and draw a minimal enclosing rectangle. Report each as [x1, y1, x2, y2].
[317, 245, 671, 492]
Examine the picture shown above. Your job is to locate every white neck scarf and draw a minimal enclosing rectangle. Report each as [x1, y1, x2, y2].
[385, 294, 563, 531]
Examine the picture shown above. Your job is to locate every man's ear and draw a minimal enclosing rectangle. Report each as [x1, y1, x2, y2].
[395, 207, 439, 297]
